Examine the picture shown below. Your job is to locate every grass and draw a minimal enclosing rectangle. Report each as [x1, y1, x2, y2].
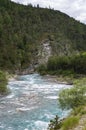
[62, 116, 79, 130]
[83, 120, 86, 130]
[83, 128, 86, 130]
[83, 126, 86, 130]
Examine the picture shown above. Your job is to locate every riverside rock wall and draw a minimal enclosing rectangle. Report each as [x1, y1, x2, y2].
[38, 39, 52, 65]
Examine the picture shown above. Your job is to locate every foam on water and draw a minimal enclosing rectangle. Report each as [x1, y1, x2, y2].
[0, 73, 72, 130]
[34, 121, 48, 130]
[6, 94, 15, 99]
[16, 106, 38, 112]
[45, 96, 58, 99]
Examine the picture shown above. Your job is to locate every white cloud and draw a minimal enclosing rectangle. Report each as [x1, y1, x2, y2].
[76, 13, 86, 23]
[11, 0, 86, 24]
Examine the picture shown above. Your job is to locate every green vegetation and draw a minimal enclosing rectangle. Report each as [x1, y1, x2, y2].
[48, 78, 86, 130]
[83, 127, 86, 130]
[0, 0, 86, 72]
[48, 115, 80, 130]
[83, 123, 86, 130]
[59, 78, 86, 109]
[0, 71, 8, 95]
[37, 64, 47, 75]
[48, 115, 62, 130]
[38, 52, 86, 76]
[71, 106, 86, 118]
[62, 116, 79, 130]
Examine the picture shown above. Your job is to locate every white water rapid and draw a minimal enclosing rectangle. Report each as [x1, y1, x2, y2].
[0, 74, 71, 130]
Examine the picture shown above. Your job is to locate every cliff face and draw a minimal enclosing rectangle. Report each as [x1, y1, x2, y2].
[37, 38, 79, 66]
[38, 39, 52, 64]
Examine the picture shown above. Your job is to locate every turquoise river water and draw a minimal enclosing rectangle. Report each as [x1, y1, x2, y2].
[0, 74, 71, 130]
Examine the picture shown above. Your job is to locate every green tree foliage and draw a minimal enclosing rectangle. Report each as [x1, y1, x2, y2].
[47, 56, 70, 71]
[71, 53, 86, 74]
[37, 64, 47, 75]
[46, 53, 86, 75]
[48, 115, 62, 130]
[0, 0, 86, 72]
[59, 78, 86, 109]
[0, 71, 8, 95]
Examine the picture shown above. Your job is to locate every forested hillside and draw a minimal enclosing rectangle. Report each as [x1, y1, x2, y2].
[0, 0, 86, 73]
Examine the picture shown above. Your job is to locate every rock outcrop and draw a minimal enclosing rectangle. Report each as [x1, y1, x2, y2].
[38, 39, 52, 64]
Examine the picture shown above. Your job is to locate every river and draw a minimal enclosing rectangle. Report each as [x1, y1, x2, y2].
[0, 74, 71, 130]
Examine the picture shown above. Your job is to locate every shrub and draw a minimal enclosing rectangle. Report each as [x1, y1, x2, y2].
[48, 115, 62, 130]
[37, 64, 47, 75]
[46, 53, 86, 75]
[59, 78, 86, 109]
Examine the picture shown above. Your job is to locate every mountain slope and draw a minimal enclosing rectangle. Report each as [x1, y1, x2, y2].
[0, 0, 86, 72]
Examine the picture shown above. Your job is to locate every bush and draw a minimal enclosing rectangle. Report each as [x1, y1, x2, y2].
[48, 115, 62, 130]
[59, 78, 86, 109]
[47, 56, 70, 71]
[72, 106, 84, 116]
[46, 53, 86, 75]
[37, 64, 47, 75]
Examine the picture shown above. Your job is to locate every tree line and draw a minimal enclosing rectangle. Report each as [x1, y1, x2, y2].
[38, 52, 86, 75]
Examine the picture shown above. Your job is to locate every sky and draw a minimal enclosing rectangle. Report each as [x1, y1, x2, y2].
[11, 0, 86, 24]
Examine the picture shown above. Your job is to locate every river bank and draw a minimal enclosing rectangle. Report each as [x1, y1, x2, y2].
[48, 77, 86, 130]
[42, 74, 73, 85]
